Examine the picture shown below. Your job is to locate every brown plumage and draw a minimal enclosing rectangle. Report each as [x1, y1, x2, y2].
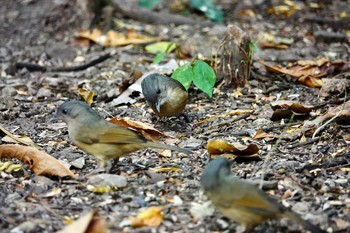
[141, 73, 188, 117]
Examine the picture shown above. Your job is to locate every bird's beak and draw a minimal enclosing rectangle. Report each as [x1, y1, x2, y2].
[48, 113, 58, 122]
[155, 101, 161, 112]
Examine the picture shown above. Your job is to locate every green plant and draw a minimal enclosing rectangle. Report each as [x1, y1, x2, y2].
[172, 60, 216, 98]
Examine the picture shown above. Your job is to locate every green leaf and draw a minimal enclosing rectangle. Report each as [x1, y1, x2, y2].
[204, 7, 223, 23]
[171, 63, 194, 90]
[145, 42, 176, 54]
[190, 0, 223, 23]
[138, 0, 161, 10]
[152, 52, 166, 65]
[192, 60, 216, 98]
[249, 41, 259, 53]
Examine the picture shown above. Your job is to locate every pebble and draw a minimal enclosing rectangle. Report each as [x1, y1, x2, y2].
[87, 174, 127, 188]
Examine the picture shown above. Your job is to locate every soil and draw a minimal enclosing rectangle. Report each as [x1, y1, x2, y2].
[0, 0, 349, 233]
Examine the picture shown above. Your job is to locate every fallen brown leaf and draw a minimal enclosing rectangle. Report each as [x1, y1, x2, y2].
[109, 117, 166, 141]
[207, 139, 260, 160]
[270, 100, 313, 120]
[76, 28, 160, 47]
[253, 129, 275, 140]
[261, 58, 348, 87]
[79, 88, 95, 105]
[58, 210, 107, 233]
[130, 207, 163, 228]
[0, 144, 75, 178]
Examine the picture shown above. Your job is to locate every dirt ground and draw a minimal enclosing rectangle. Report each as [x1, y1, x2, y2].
[0, 0, 349, 232]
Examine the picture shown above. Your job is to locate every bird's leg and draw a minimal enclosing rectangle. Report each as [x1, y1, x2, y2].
[107, 158, 120, 174]
[77, 159, 107, 180]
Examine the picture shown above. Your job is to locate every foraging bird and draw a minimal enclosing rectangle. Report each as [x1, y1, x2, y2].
[56, 100, 191, 168]
[141, 73, 188, 117]
[200, 157, 325, 233]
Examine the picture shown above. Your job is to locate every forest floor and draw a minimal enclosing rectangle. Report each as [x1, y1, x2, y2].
[0, 0, 349, 232]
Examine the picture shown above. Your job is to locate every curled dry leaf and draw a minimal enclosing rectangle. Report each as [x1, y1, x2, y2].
[0, 123, 40, 148]
[252, 129, 275, 140]
[79, 88, 95, 105]
[207, 139, 260, 160]
[130, 207, 163, 228]
[109, 117, 166, 141]
[309, 100, 350, 128]
[261, 58, 348, 87]
[0, 161, 24, 172]
[57, 210, 107, 233]
[270, 100, 313, 120]
[0, 144, 75, 178]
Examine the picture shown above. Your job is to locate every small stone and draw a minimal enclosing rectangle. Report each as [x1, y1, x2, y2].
[144, 170, 166, 183]
[1, 86, 17, 96]
[32, 175, 55, 186]
[87, 174, 127, 188]
[36, 87, 52, 98]
[70, 157, 85, 169]
[10, 221, 37, 233]
[172, 195, 183, 206]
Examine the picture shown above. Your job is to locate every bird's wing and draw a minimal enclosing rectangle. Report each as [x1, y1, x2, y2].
[219, 178, 282, 216]
[97, 124, 147, 144]
[71, 118, 147, 145]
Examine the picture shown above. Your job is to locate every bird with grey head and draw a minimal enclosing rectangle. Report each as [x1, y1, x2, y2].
[201, 157, 325, 233]
[141, 73, 188, 117]
[55, 100, 192, 170]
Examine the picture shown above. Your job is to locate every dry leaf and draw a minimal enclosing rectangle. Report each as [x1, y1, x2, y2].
[150, 167, 181, 173]
[76, 29, 160, 47]
[267, 1, 302, 17]
[253, 129, 275, 140]
[79, 88, 95, 105]
[109, 117, 166, 141]
[207, 140, 260, 161]
[0, 161, 24, 172]
[309, 100, 350, 128]
[0, 144, 75, 178]
[57, 210, 107, 233]
[261, 58, 348, 87]
[270, 100, 313, 120]
[257, 32, 293, 49]
[130, 207, 163, 228]
[87, 185, 118, 194]
[0, 124, 39, 148]
[41, 188, 62, 198]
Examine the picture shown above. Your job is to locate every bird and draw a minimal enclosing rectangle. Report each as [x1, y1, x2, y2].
[55, 100, 191, 169]
[200, 157, 325, 233]
[141, 73, 188, 117]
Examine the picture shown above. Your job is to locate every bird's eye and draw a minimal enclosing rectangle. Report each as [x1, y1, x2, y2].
[156, 89, 161, 95]
[62, 109, 68, 115]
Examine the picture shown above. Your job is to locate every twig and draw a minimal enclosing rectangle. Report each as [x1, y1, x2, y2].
[297, 152, 350, 172]
[287, 137, 320, 149]
[15, 53, 112, 73]
[312, 89, 347, 138]
[259, 113, 295, 189]
[205, 113, 251, 131]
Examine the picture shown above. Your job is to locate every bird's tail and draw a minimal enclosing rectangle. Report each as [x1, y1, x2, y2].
[283, 210, 325, 233]
[145, 142, 192, 155]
